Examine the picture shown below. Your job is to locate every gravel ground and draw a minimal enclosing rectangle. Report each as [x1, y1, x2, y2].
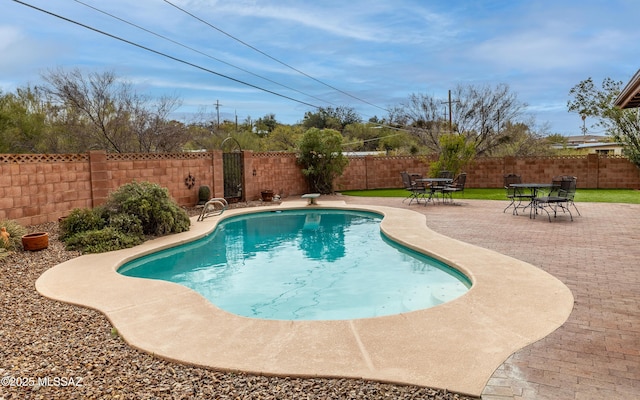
[0, 205, 477, 400]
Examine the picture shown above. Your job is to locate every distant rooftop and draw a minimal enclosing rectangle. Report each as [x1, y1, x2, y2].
[564, 134, 610, 144]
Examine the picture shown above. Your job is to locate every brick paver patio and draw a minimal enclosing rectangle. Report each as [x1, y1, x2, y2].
[341, 196, 640, 400]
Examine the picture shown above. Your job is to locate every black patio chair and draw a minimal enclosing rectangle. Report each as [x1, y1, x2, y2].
[558, 175, 581, 216]
[534, 176, 577, 221]
[503, 173, 534, 214]
[400, 171, 427, 205]
[428, 171, 454, 201]
[442, 173, 466, 203]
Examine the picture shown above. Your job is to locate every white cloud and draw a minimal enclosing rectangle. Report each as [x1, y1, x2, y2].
[130, 75, 256, 94]
[0, 25, 64, 81]
[470, 25, 609, 71]
[0, 26, 21, 52]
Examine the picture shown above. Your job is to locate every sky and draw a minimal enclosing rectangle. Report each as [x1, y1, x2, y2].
[1, 0, 639, 136]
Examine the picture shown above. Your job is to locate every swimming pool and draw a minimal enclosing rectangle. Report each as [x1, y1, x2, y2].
[119, 209, 471, 320]
[37, 201, 574, 395]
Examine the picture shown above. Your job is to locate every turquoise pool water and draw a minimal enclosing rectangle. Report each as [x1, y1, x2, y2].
[118, 209, 471, 321]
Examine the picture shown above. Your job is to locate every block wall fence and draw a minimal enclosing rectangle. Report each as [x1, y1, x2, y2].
[1, 151, 638, 226]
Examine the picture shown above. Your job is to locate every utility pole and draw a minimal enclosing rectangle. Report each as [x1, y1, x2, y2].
[215, 100, 222, 128]
[448, 90, 453, 133]
[441, 90, 459, 133]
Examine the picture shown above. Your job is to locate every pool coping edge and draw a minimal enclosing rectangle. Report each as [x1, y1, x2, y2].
[35, 200, 574, 397]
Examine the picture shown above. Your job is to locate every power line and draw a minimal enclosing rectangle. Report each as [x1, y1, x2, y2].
[162, 0, 391, 114]
[12, 0, 322, 110]
[71, 0, 341, 108]
[341, 132, 403, 147]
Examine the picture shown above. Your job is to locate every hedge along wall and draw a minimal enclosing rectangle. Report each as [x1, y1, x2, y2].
[1, 151, 639, 226]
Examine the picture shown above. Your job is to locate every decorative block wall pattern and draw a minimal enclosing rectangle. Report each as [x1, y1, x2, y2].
[0, 154, 92, 225]
[247, 152, 307, 200]
[1, 151, 638, 226]
[102, 151, 215, 207]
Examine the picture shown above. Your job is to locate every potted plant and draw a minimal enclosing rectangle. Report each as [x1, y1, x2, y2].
[22, 232, 49, 251]
[261, 190, 274, 202]
[198, 185, 211, 205]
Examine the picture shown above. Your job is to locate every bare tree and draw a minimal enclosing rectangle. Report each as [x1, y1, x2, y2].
[387, 94, 445, 152]
[41, 68, 186, 153]
[129, 94, 187, 152]
[390, 83, 528, 155]
[453, 83, 525, 156]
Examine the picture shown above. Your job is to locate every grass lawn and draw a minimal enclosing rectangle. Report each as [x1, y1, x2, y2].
[339, 188, 640, 204]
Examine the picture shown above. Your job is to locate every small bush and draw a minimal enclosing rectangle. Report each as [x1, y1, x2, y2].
[0, 219, 28, 251]
[64, 227, 143, 254]
[107, 213, 144, 239]
[102, 181, 190, 236]
[198, 185, 211, 205]
[59, 181, 190, 253]
[59, 207, 105, 241]
[428, 133, 475, 177]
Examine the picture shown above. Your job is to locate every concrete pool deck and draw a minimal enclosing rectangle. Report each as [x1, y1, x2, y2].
[343, 196, 640, 399]
[36, 200, 574, 398]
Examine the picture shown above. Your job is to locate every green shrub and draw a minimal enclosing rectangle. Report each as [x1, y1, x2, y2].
[198, 185, 211, 205]
[297, 128, 349, 194]
[0, 219, 28, 251]
[429, 133, 475, 177]
[64, 227, 143, 254]
[107, 213, 144, 239]
[102, 181, 190, 236]
[59, 181, 190, 253]
[59, 207, 106, 241]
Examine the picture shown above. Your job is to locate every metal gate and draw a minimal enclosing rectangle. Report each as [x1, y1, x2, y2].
[221, 137, 243, 202]
[222, 152, 243, 201]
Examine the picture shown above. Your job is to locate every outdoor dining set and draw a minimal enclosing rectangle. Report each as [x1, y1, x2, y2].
[503, 173, 580, 222]
[400, 171, 466, 205]
[401, 171, 579, 222]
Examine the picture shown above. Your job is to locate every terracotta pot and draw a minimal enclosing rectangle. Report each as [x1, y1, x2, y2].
[261, 190, 274, 202]
[22, 232, 49, 251]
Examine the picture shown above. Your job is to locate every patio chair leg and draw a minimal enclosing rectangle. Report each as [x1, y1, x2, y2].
[504, 200, 515, 213]
[535, 203, 552, 222]
[558, 202, 573, 221]
[571, 202, 581, 216]
[529, 200, 537, 219]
